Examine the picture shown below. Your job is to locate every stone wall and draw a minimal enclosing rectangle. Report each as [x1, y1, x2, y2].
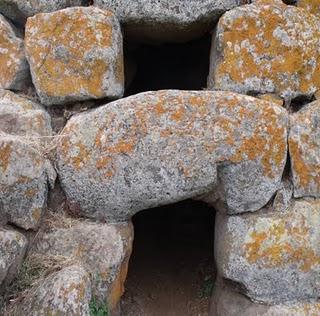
[0, 0, 320, 315]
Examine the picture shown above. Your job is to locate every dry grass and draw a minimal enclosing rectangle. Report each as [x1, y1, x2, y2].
[42, 209, 83, 232]
[2, 253, 80, 316]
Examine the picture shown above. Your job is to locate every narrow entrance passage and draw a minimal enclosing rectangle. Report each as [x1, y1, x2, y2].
[121, 200, 216, 316]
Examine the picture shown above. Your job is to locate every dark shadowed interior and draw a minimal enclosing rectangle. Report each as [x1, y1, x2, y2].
[124, 36, 212, 95]
[121, 200, 216, 316]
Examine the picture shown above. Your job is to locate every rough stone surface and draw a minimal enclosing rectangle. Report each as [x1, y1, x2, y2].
[208, 0, 320, 102]
[25, 7, 124, 106]
[289, 100, 320, 198]
[56, 90, 288, 220]
[0, 89, 52, 138]
[0, 14, 29, 90]
[0, 135, 55, 230]
[215, 199, 320, 304]
[93, 0, 246, 43]
[33, 221, 133, 310]
[210, 278, 320, 316]
[17, 265, 91, 316]
[297, 0, 320, 18]
[0, 228, 28, 287]
[0, 0, 85, 25]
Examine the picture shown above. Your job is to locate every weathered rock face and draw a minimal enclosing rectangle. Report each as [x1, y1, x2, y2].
[0, 14, 29, 91]
[17, 265, 91, 316]
[297, 0, 320, 18]
[208, 0, 320, 102]
[215, 199, 320, 304]
[0, 135, 54, 230]
[0, 89, 52, 138]
[25, 7, 124, 106]
[33, 221, 133, 310]
[93, 0, 246, 43]
[56, 90, 287, 220]
[289, 100, 320, 198]
[210, 278, 320, 316]
[0, 0, 85, 25]
[0, 228, 28, 287]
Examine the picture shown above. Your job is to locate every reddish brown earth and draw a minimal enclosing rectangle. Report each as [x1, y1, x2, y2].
[121, 200, 216, 316]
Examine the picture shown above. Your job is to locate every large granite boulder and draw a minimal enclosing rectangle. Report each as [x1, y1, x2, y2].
[56, 90, 288, 220]
[215, 199, 320, 304]
[93, 0, 246, 43]
[25, 7, 124, 106]
[289, 99, 320, 198]
[0, 14, 29, 90]
[208, 0, 320, 103]
[32, 220, 133, 310]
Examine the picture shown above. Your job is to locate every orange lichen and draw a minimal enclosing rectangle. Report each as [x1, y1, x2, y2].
[0, 142, 12, 172]
[289, 138, 320, 190]
[213, 1, 320, 98]
[298, 0, 320, 18]
[0, 22, 24, 88]
[31, 208, 42, 222]
[25, 188, 37, 197]
[216, 99, 286, 178]
[26, 8, 115, 98]
[108, 257, 130, 310]
[244, 213, 320, 271]
[71, 142, 90, 170]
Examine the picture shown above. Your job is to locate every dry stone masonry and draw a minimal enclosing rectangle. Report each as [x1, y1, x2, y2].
[0, 0, 320, 315]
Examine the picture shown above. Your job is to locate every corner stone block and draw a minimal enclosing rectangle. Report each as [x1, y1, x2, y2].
[208, 0, 320, 103]
[215, 199, 320, 304]
[25, 7, 124, 106]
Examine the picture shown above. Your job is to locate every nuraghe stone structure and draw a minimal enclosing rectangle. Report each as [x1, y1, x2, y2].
[0, 0, 320, 315]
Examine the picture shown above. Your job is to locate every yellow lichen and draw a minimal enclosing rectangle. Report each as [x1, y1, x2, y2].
[213, 1, 320, 98]
[244, 210, 320, 271]
[26, 8, 115, 98]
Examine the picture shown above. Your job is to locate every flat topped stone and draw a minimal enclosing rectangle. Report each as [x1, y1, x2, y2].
[0, 14, 29, 91]
[93, 0, 246, 43]
[56, 90, 288, 221]
[208, 0, 320, 103]
[0, 0, 85, 24]
[25, 6, 124, 106]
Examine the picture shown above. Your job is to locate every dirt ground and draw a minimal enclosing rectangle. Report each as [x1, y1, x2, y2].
[121, 200, 216, 316]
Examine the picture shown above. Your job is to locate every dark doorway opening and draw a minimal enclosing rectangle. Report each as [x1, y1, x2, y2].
[121, 200, 216, 316]
[124, 36, 211, 96]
